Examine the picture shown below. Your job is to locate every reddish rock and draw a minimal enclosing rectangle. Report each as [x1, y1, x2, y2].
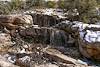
[0, 14, 33, 30]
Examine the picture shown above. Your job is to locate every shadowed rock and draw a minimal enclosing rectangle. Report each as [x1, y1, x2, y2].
[19, 26, 68, 46]
[29, 13, 61, 27]
[77, 23, 100, 60]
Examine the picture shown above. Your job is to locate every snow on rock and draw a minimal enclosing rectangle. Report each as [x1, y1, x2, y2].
[77, 23, 100, 60]
[19, 56, 31, 63]
[77, 23, 100, 43]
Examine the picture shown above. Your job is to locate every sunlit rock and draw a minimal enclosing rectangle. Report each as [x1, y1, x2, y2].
[0, 33, 12, 52]
[77, 23, 100, 60]
[0, 55, 19, 67]
[0, 14, 33, 30]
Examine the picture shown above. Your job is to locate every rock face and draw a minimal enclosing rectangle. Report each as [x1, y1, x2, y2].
[54, 21, 79, 47]
[77, 23, 100, 60]
[54, 21, 100, 60]
[19, 26, 68, 46]
[29, 13, 61, 27]
[0, 11, 100, 67]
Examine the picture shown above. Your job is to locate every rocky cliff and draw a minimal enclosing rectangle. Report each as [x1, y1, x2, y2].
[0, 10, 100, 67]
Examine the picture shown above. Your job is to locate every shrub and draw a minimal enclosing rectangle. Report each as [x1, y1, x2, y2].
[0, 0, 23, 15]
[57, 0, 99, 23]
[46, 1, 56, 8]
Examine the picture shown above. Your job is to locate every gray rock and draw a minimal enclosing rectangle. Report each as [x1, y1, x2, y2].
[19, 26, 68, 46]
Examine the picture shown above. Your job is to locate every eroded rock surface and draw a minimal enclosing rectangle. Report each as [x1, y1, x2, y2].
[19, 26, 68, 46]
[77, 23, 100, 60]
[0, 14, 33, 29]
[0, 11, 99, 67]
[29, 13, 61, 27]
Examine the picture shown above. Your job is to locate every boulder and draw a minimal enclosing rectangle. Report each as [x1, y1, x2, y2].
[0, 14, 33, 30]
[0, 14, 33, 36]
[54, 21, 100, 60]
[77, 23, 100, 60]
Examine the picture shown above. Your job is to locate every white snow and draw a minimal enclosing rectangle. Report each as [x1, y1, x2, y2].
[88, 24, 100, 28]
[43, 9, 54, 15]
[19, 56, 30, 63]
[78, 23, 100, 43]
